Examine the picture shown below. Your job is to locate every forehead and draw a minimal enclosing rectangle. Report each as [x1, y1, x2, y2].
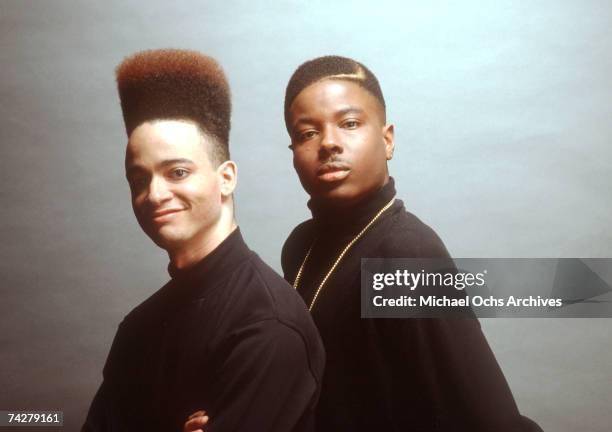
[288, 79, 382, 121]
[125, 120, 210, 166]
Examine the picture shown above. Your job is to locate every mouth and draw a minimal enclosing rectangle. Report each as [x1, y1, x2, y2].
[316, 162, 351, 182]
[151, 208, 184, 224]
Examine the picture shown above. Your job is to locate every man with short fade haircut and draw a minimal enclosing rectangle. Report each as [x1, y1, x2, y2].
[282, 55, 541, 431]
[83, 49, 324, 432]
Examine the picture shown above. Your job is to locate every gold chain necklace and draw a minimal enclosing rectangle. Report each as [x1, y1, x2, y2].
[293, 198, 395, 311]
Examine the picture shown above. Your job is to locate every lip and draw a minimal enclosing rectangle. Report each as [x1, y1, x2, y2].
[316, 162, 351, 182]
[151, 208, 184, 223]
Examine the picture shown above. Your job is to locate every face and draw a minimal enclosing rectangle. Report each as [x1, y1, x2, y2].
[125, 120, 234, 253]
[287, 79, 394, 206]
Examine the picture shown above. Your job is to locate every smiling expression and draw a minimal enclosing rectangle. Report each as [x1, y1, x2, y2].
[287, 79, 394, 206]
[125, 120, 224, 253]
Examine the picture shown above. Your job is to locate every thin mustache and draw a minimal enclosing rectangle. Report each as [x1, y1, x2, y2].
[317, 160, 351, 174]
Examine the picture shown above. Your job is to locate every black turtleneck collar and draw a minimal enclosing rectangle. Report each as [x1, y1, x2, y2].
[307, 177, 397, 233]
[167, 227, 251, 289]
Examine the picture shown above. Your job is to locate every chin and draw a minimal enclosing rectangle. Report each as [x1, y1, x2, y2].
[313, 180, 383, 206]
[148, 229, 187, 251]
[312, 183, 361, 204]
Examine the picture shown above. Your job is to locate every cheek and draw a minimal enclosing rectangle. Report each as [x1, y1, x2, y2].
[354, 134, 386, 165]
[293, 149, 317, 174]
[131, 194, 147, 214]
[183, 176, 221, 206]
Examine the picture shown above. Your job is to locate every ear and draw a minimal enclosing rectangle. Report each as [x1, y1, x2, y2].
[217, 160, 238, 197]
[382, 124, 395, 160]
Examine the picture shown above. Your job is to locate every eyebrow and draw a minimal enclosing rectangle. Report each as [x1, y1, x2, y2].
[292, 106, 366, 129]
[126, 158, 195, 175]
[335, 106, 365, 117]
[159, 158, 195, 168]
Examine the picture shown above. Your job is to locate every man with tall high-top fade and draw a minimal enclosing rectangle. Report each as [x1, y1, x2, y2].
[280, 55, 541, 432]
[82, 49, 324, 432]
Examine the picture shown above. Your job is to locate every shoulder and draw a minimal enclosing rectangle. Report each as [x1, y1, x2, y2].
[228, 253, 322, 345]
[228, 317, 311, 353]
[121, 279, 173, 327]
[281, 219, 315, 279]
[221, 255, 325, 380]
[242, 253, 316, 327]
[228, 315, 324, 374]
[282, 219, 315, 259]
[378, 200, 451, 258]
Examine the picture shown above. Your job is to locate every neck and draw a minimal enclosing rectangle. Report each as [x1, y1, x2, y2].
[168, 206, 237, 270]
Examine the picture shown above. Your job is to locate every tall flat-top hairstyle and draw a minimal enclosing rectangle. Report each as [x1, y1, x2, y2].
[284, 55, 386, 130]
[116, 49, 231, 164]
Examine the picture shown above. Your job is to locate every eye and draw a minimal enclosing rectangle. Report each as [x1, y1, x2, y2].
[297, 129, 318, 141]
[169, 168, 190, 179]
[342, 119, 360, 129]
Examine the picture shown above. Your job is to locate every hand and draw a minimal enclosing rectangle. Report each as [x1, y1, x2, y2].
[183, 410, 209, 432]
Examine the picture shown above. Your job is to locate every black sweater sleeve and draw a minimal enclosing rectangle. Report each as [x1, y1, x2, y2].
[376, 214, 539, 431]
[376, 317, 529, 431]
[281, 221, 313, 283]
[206, 319, 318, 432]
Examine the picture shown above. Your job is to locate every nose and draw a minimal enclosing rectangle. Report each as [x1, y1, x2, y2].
[147, 176, 173, 206]
[319, 125, 343, 156]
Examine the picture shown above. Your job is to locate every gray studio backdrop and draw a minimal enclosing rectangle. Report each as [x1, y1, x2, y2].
[1, 1, 611, 431]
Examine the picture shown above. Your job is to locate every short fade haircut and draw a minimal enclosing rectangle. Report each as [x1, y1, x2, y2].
[284, 55, 386, 131]
[116, 49, 231, 165]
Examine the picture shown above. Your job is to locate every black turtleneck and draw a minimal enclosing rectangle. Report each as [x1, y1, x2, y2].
[307, 178, 398, 234]
[282, 179, 540, 432]
[84, 228, 325, 432]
